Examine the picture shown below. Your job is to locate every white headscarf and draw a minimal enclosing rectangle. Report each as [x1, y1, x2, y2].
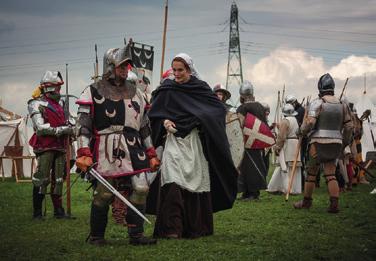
[173, 53, 201, 80]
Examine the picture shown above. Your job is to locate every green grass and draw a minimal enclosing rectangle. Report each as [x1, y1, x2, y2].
[0, 172, 375, 261]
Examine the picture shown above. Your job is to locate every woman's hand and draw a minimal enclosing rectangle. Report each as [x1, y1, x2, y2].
[163, 119, 177, 133]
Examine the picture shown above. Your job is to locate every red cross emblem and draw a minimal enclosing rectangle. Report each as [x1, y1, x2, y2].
[243, 113, 275, 149]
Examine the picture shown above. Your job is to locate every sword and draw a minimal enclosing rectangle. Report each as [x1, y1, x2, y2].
[88, 167, 151, 224]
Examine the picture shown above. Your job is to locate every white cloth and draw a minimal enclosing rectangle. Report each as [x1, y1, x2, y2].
[283, 116, 300, 162]
[267, 165, 302, 194]
[174, 53, 201, 80]
[161, 128, 210, 192]
[267, 116, 302, 194]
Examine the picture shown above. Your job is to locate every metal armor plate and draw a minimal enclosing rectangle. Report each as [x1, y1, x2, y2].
[311, 100, 343, 139]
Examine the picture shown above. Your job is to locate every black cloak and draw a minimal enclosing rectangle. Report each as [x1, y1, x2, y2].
[148, 76, 238, 212]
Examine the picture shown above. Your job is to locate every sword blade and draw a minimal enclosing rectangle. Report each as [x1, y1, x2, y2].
[89, 168, 151, 224]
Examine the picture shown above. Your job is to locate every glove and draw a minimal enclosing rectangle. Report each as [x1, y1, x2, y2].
[150, 157, 161, 172]
[76, 156, 93, 172]
[56, 126, 74, 136]
[76, 147, 93, 172]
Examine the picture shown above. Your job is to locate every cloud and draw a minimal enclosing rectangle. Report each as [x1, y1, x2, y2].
[247, 48, 326, 87]
[329, 55, 376, 79]
[208, 47, 376, 119]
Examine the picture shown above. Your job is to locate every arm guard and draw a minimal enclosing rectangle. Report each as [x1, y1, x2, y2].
[28, 99, 71, 137]
[300, 98, 322, 136]
[307, 98, 322, 118]
[76, 104, 93, 149]
[76, 86, 94, 150]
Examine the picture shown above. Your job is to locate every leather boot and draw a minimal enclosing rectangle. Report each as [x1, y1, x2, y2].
[293, 197, 312, 209]
[126, 204, 156, 246]
[129, 234, 157, 246]
[88, 203, 109, 246]
[327, 197, 339, 213]
[51, 194, 68, 219]
[32, 187, 45, 219]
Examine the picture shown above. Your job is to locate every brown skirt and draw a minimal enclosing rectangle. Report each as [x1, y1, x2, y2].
[153, 182, 214, 239]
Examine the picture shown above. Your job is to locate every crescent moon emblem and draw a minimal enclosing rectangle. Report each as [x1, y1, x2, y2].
[145, 51, 152, 59]
[105, 109, 116, 118]
[140, 59, 147, 68]
[137, 152, 146, 161]
[93, 96, 105, 104]
[133, 49, 141, 57]
[126, 137, 136, 146]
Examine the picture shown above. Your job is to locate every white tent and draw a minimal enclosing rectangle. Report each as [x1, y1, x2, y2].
[355, 92, 376, 160]
[0, 117, 35, 179]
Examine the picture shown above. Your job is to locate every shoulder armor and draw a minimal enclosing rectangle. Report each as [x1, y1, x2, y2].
[76, 85, 93, 105]
[307, 98, 323, 118]
[27, 98, 48, 117]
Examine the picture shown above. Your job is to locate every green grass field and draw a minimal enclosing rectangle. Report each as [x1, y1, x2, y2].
[0, 172, 375, 261]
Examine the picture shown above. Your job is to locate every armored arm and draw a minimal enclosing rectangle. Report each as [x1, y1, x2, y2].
[140, 113, 157, 158]
[28, 99, 72, 137]
[140, 112, 160, 171]
[75, 87, 94, 171]
[76, 104, 93, 150]
[75, 86, 93, 152]
[300, 98, 321, 136]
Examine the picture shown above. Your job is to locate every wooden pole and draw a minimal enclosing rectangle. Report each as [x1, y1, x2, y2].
[160, 0, 168, 80]
[95, 44, 99, 83]
[339, 77, 349, 101]
[281, 84, 286, 105]
[285, 96, 310, 201]
[285, 137, 302, 201]
[65, 63, 71, 216]
[273, 91, 280, 125]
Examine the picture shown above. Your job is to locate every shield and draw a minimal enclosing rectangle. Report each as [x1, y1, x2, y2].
[243, 113, 275, 149]
[226, 112, 244, 168]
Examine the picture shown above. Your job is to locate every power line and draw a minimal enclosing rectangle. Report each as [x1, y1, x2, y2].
[241, 41, 376, 58]
[0, 23, 224, 50]
[239, 16, 376, 37]
[242, 29, 376, 45]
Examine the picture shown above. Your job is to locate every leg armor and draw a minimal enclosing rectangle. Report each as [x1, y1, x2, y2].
[129, 172, 150, 205]
[126, 173, 156, 245]
[89, 181, 114, 243]
[51, 152, 65, 196]
[32, 151, 55, 195]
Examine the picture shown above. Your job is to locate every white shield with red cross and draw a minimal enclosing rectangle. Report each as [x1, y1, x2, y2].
[243, 113, 275, 149]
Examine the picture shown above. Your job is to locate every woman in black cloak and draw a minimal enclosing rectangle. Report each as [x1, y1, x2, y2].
[148, 53, 238, 239]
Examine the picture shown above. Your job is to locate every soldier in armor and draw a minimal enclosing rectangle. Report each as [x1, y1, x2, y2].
[75, 42, 159, 246]
[285, 94, 308, 188]
[294, 73, 353, 213]
[213, 83, 233, 111]
[284, 94, 305, 126]
[28, 71, 73, 219]
[237, 81, 269, 201]
[267, 104, 302, 194]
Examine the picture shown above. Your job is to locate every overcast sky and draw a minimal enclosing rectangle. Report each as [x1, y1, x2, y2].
[0, 0, 375, 119]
